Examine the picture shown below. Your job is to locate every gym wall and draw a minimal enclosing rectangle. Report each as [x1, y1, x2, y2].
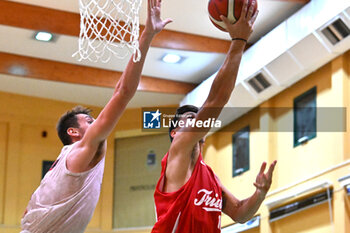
[203, 50, 350, 233]
[0, 50, 349, 233]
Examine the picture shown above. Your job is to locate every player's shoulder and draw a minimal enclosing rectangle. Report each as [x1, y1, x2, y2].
[64, 141, 84, 158]
[56, 142, 75, 158]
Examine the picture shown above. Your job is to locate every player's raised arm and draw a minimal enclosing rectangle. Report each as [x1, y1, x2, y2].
[221, 161, 277, 223]
[169, 0, 258, 161]
[67, 0, 172, 172]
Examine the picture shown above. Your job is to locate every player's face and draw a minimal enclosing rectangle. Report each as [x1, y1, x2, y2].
[77, 114, 95, 136]
[172, 111, 198, 138]
[177, 111, 205, 145]
[179, 111, 196, 125]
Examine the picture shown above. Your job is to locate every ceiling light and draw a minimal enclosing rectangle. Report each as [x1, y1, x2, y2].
[34, 31, 54, 42]
[161, 54, 183, 64]
[8, 65, 27, 76]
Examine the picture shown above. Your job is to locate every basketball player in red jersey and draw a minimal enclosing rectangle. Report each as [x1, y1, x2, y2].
[152, 0, 277, 232]
[21, 1, 172, 232]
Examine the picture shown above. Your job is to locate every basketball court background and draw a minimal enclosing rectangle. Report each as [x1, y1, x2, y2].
[0, 0, 349, 233]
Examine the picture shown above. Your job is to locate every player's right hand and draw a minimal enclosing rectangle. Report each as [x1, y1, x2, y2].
[220, 0, 258, 41]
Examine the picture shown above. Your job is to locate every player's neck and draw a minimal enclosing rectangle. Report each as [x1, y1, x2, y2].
[191, 144, 200, 166]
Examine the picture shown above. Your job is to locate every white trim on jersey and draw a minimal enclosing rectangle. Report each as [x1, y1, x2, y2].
[171, 212, 181, 233]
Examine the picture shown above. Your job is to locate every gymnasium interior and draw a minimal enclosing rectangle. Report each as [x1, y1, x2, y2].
[0, 0, 349, 232]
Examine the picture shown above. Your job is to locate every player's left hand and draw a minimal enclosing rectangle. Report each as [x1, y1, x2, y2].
[254, 160, 277, 197]
[145, 0, 173, 35]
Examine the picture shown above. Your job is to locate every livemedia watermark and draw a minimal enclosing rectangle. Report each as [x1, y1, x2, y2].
[141, 107, 347, 133]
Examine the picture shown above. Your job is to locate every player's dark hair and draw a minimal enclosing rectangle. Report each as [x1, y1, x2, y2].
[56, 106, 92, 145]
[169, 105, 199, 142]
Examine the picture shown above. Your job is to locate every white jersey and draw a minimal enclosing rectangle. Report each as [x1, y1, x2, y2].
[21, 143, 105, 233]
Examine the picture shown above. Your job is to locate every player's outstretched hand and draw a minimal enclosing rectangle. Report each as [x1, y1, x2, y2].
[220, 0, 258, 41]
[145, 0, 173, 35]
[254, 160, 277, 197]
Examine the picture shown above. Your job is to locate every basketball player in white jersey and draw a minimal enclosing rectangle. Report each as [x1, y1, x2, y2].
[21, 1, 172, 232]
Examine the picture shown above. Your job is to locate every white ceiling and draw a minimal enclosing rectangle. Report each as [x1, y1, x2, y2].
[0, 0, 306, 108]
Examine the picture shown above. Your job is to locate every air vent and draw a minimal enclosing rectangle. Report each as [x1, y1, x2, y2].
[338, 174, 350, 191]
[222, 216, 260, 233]
[340, 174, 350, 195]
[269, 190, 333, 222]
[321, 18, 350, 45]
[247, 73, 271, 93]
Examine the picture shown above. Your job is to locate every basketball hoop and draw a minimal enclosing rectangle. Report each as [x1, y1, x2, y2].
[73, 0, 143, 63]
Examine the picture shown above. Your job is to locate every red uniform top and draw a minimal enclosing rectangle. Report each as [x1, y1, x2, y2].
[152, 152, 222, 233]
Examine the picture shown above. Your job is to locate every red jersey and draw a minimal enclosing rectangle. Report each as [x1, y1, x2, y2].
[152, 152, 222, 233]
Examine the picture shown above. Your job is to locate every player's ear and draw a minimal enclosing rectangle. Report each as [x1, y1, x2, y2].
[67, 128, 79, 137]
[170, 129, 177, 139]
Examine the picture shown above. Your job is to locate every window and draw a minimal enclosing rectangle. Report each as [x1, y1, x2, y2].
[269, 189, 333, 222]
[293, 87, 317, 147]
[232, 126, 250, 177]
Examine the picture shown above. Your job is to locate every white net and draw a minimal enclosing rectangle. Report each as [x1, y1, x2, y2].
[73, 0, 143, 63]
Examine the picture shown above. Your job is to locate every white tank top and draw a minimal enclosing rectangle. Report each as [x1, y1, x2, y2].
[21, 143, 105, 233]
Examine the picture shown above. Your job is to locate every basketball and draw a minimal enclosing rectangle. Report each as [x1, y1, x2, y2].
[208, 0, 258, 31]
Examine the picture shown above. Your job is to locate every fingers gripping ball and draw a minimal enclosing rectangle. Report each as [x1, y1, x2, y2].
[208, 0, 257, 31]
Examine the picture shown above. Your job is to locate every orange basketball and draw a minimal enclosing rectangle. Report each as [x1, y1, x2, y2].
[208, 0, 258, 31]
